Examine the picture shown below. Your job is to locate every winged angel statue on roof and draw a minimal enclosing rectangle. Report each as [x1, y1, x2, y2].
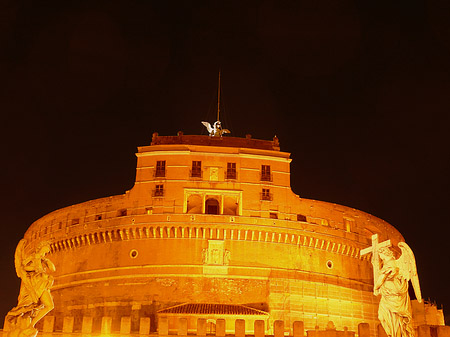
[5, 239, 55, 337]
[366, 237, 422, 337]
[202, 120, 230, 137]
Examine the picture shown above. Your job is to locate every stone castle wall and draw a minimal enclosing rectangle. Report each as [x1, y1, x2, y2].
[15, 135, 408, 337]
[30, 210, 382, 335]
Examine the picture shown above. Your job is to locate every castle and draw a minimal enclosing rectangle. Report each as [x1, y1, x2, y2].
[3, 131, 446, 337]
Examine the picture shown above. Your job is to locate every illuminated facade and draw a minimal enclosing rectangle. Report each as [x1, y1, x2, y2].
[21, 132, 419, 335]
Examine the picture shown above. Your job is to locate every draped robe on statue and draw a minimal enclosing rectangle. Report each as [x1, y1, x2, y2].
[7, 253, 54, 321]
[378, 260, 414, 337]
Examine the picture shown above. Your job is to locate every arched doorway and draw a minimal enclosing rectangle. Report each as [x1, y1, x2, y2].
[205, 198, 219, 215]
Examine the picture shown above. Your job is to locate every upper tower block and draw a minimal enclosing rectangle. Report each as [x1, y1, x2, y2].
[135, 132, 290, 187]
[133, 132, 291, 217]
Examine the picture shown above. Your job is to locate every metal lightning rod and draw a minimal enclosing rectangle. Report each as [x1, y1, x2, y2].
[217, 70, 221, 122]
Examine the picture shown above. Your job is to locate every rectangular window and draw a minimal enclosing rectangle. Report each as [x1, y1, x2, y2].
[118, 209, 127, 217]
[191, 161, 202, 178]
[344, 217, 355, 232]
[71, 218, 80, 226]
[261, 188, 272, 201]
[155, 160, 166, 177]
[226, 162, 237, 179]
[154, 184, 164, 197]
[95, 214, 102, 221]
[270, 212, 278, 219]
[297, 214, 307, 222]
[261, 165, 272, 181]
[320, 219, 329, 226]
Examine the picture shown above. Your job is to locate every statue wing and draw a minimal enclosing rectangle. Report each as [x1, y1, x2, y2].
[398, 242, 422, 303]
[222, 129, 231, 134]
[14, 239, 27, 279]
[201, 121, 213, 134]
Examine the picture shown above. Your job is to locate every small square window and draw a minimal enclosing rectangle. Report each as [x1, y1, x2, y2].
[297, 214, 307, 222]
[71, 218, 80, 226]
[118, 209, 127, 217]
[154, 184, 164, 197]
[270, 212, 278, 219]
[261, 188, 272, 201]
[95, 214, 102, 221]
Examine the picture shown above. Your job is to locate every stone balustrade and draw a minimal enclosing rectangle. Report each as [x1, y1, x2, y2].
[3, 316, 449, 337]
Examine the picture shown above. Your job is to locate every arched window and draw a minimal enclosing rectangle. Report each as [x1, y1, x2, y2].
[205, 198, 219, 215]
[187, 194, 202, 214]
[207, 320, 216, 335]
[223, 196, 238, 215]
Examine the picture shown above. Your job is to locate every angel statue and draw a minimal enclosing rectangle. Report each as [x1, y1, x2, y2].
[201, 120, 230, 137]
[362, 235, 422, 337]
[5, 239, 56, 337]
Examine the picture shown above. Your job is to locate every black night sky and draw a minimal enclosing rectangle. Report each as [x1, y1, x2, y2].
[1, 0, 450, 325]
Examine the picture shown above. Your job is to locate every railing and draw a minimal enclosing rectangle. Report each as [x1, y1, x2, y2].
[260, 192, 273, 201]
[190, 169, 203, 178]
[225, 170, 237, 180]
[260, 173, 272, 182]
[154, 169, 166, 178]
[152, 189, 164, 197]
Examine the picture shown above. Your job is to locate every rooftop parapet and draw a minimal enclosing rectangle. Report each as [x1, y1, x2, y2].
[149, 132, 281, 151]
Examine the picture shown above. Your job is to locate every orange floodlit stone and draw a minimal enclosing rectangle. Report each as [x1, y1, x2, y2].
[10, 133, 444, 336]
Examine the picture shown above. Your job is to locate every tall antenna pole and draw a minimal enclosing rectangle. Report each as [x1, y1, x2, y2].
[217, 70, 221, 122]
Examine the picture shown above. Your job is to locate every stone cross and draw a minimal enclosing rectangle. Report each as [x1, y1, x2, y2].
[360, 234, 391, 257]
[360, 234, 391, 294]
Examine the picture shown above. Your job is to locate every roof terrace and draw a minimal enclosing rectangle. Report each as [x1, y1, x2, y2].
[149, 132, 281, 151]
